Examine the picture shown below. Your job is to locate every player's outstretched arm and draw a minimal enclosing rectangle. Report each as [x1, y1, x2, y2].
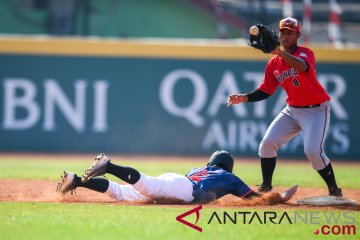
[227, 89, 270, 107]
[242, 185, 298, 205]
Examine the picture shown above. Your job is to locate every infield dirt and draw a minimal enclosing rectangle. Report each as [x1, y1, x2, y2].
[0, 179, 358, 211]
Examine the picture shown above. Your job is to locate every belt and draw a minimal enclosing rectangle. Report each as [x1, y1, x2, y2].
[289, 104, 320, 108]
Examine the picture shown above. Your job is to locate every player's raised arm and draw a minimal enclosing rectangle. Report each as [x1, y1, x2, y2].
[272, 46, 308, 72]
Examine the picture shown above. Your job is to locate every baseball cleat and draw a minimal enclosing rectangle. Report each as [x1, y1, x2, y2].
[281, 185, 298, 202]
[56, 171, 76, 195]
[257, 184, 273, 193]
[329, 187, 342, 197]
[81, 153, 111, 182]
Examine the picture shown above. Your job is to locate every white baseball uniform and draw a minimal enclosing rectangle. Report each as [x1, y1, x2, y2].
[105, 173, 194, 203]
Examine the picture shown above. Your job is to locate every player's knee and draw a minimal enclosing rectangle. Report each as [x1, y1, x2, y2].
[259, 138, 278, 158]
[104, 181, 121, 201]
[304, 149, 320, 160]
[304, 149, 323, 167]
[132, 174, 150, 194]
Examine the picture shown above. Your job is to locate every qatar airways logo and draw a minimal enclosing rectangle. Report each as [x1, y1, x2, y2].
[160, 69, 350, 155]
[274, 68, 299, 83]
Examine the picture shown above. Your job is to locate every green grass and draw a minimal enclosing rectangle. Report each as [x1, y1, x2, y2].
[0, 157, 358, 188]
[0, 202, 359, 240]
[0, 155, 359, 240]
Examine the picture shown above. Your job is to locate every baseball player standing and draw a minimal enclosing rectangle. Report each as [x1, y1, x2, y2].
[56, 151, 297, 203]
[227, 17, 342, 197]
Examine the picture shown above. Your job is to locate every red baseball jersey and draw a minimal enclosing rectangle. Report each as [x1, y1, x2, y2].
[258, 46, 330, 106]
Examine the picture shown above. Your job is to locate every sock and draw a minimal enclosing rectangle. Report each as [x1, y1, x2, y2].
[317, 163, 338, 190]
[105, 162, 140, 184]
[74, 175, 109, 193]
[261, 157, 276, 187]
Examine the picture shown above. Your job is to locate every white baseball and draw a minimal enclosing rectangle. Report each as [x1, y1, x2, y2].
[249, 26, 259, 36]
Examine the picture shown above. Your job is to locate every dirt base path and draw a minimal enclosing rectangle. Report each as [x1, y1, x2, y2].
[0, 179, 359, 211]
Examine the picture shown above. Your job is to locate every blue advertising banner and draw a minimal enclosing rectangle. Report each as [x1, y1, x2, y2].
[0, 37, 359, 159]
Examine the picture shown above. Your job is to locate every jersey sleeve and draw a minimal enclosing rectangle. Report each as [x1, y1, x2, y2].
[298, 48, 315, 73]
[228, 175, 253, 197]
[258, 59, 280, 95]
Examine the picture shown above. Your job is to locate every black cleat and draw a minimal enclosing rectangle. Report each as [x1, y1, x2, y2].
[257, 184, 273, 193]
[56, 171, 76, 195]
[329, 187, 342, 197]
[81, 153, 111, 183]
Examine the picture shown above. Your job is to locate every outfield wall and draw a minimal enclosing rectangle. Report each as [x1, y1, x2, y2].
[0, 36, 359, 159]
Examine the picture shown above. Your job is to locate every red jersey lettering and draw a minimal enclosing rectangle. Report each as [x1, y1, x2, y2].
[259, 46, 330, 106]
[188, 169, 209, 182]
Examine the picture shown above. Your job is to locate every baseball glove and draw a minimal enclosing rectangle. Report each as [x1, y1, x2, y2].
[249, 24, 280, 54]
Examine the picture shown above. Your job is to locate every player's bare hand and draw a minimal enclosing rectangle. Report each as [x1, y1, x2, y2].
[227, 94, 248, 107]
